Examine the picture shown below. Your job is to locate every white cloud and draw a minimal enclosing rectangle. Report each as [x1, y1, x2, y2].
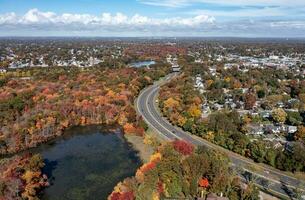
[137, 0, 189, 8]
[0, 9, 215, 32]
[0, 8, 304, 37]
[20, 9, 56, 24]
[270, 21, 305, 29]
[0, 12, 17, 24]
[138, 0, 305, 8]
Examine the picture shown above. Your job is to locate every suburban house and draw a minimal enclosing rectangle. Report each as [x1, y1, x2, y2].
[247, 124, 264, 135]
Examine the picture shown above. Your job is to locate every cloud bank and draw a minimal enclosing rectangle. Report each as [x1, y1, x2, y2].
[0, 9, 214, 32]
[0, 8, 304, 37]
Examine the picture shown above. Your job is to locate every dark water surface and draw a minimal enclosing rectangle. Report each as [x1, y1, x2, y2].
[37, 125, 141, 200]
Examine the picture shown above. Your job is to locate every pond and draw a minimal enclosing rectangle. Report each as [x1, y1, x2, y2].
[130, 60, 156, 68]
[35, 125, 141, 200]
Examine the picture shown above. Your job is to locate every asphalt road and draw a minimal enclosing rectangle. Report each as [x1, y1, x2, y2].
[136, 73, 305, 199]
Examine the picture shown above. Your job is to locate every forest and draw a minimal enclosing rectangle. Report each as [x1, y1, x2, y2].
[0, 64, 170, 155]
[0, 154, 47, 200]
[0, 63, 170, 199]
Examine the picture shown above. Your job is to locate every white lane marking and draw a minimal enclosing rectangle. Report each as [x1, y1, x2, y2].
[145, 86, 183, 140]
[137, 86, 170, 141]
[150, 86, 218, 148]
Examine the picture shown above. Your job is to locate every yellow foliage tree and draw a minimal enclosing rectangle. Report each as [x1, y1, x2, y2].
[135, 169, 144, 183]
[243, 115, 252, 124]
[188, 104, 202, 118]
[204, 131, 215, 141]
[206, 79, 214, 88]
[123, 123, 136, 134]
[177, 115, 187, 127]
[60, 119, 69, 128]
[80, 116, 86, 125]
[149, 152, 162, 163]
[163, 97, 180, 112]
[232, 79, 242, 89]
[118, 113, 128, 125]
[299, 93, 305, 103]
[106, 89, 116, 98]
[295, 126, 305, 142]
[224, 77, 231, 83]
[272, 108, 287, 124]
[152, 191, 160, 200]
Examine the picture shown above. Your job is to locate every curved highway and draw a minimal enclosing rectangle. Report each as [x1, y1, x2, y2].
[136, 73, 305, 199]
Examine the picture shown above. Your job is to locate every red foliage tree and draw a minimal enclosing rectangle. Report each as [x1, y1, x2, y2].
[141, 162, 156, 174]
[173, 140, 194, 156]
[157, 181, 164, 194]
[198, 178, 209, 188]
[110, 192, 134, 200]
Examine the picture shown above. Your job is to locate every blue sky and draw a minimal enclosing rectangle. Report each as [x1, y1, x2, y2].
[0, 0, 304, 37]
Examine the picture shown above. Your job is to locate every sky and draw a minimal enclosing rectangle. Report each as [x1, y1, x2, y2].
[0, 0, 304, 37]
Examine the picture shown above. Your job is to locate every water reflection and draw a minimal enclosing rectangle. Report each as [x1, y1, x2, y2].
[38, 125, 141, 200]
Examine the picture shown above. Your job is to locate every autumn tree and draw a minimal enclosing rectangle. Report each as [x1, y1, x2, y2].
[173, 140, 194, 156]
[163, 97, 180, 112]
[272, 108, 287, 124]
[187, 104, 202, 118]
[299, 93, 305, 103]
[244, 93, 256, 110]
[295, 126, 305, 142]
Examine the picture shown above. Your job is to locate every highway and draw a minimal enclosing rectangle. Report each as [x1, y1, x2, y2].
[136, 73, 305, 199]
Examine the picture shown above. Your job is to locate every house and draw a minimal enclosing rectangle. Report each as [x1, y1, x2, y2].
[225, 101, 236, 109]
[247, 124, 264, 135]
[250, 110, 259, 116]
[286, 126, 297, 134]
[195, 75, 204, 89]
[0, 68, 7, 74]
[260, 110, 272, 119]
[195, 58, 203, 63]
[172, 66, 180, 72]
[276, 102, 285, 108]
[212, 103, 223, 111]
[285, 142, 295, 153]
[240, 88, 249, 94]
[264, 125, 281, 134]
[236, 101, 245, 109]
[201, 104, 211, 117]
[209, 67, 217, 76]
[273, 141, 283, 149]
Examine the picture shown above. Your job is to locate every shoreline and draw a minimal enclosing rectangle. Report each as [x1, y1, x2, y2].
[0, 124, 118, 159]
[124, 134, 154, 163]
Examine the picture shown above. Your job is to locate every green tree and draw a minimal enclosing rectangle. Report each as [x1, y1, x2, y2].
[183, 119, 195, 133]
[286, 111, 303, 126]
[257, 90, 266, 99]
[248, 141, 266, 163]
[264, 149, 277, 167]
[27, 154, 45, 171]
